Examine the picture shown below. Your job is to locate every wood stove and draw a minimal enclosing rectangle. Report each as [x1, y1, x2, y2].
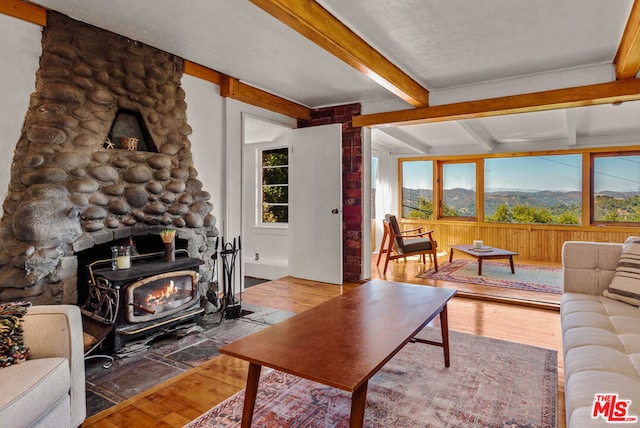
[83, 254, 204, 350]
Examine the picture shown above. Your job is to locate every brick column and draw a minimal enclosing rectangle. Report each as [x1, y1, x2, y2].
[298, 103, 362, 283]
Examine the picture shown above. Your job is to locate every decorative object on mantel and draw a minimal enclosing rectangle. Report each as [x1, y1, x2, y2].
[103, 137, 114, 149]
[160, 229, 176, 262]
[111, 245, 131, 270]
[120, 136, 139, 151]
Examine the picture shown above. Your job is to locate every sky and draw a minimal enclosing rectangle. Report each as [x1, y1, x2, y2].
[484, 155, 582, 192]
[402, 160, 433, 190]
[400, 154, 640, 193]
[593, 155, 640, 193]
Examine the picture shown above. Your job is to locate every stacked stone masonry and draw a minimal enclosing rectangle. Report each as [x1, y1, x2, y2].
[0, 12, 217, 305]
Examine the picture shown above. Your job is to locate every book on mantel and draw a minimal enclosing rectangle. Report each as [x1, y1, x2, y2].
[471, 246, 493, 252]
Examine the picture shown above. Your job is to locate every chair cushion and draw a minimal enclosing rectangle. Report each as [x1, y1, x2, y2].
[0, 357, 70, 427]
[398, 238, 434, 254]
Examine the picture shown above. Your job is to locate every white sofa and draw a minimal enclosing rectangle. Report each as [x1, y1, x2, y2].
[561, 241, 640, 427]
[0, 305, 86, 428]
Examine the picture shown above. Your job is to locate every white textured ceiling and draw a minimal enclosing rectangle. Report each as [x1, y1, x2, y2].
[28, 0, 640, 156]
[319, 0, 631, 89]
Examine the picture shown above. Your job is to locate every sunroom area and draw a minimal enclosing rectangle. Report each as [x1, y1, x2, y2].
[369, 101, 640, 307]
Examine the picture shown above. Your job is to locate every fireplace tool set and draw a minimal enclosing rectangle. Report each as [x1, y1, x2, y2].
[208, 236, 243, 322]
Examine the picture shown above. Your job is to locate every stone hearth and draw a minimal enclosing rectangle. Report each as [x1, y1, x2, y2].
[0, 12, 217, 305]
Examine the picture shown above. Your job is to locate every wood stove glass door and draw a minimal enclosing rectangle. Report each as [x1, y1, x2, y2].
[126, 271, 198, 323]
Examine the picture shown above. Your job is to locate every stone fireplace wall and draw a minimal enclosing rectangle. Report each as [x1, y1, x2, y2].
[0, 12, 217, 305]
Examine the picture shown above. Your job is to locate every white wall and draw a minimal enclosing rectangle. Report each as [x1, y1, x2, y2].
[182, 75, 298, 282]
[242, 135, 291, 280]
[362, 98, 402, 257]
[0, 15, 42, 216]
[0, 13, 308, 284]
[182, 75, 225, 234]
[226, 101, 297, 282]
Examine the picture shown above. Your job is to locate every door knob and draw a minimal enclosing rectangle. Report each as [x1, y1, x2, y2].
[331, 208, 339, 214]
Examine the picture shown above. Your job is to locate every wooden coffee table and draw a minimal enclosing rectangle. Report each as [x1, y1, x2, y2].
[449, 244, 518, 275]
[219, 280, 457, 427]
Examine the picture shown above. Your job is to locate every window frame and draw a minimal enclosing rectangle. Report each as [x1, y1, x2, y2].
[483, 154, 582, 225]
[259, 146, 289, 226]
[400, 159, 435, 219]
[437, 159, 480, 221]
[590, 150, 640, 226]
[397, 146, 640, 229]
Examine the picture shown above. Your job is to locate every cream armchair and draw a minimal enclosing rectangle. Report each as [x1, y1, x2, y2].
[0, 305, 86, 427]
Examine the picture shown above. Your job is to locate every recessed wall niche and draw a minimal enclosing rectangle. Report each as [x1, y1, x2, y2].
[107, 109, 158, 152]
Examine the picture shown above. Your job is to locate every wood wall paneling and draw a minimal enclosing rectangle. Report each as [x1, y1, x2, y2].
[400, 219, 634, 263]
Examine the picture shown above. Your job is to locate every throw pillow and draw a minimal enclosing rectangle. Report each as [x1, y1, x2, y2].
[0, 301, 31, 368]
[603, 236, 640, 306]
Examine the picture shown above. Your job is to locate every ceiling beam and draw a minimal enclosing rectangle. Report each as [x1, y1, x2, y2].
[353, 79, 640, 128]
[184, 60, 311, 120]
[615, 0, 640, 79]
[457, 121, 496, 151]
[0, 0, 46, 26]
[378, 127, 431, 154]
[183, 60, 223, 86]
[565, 109, 577, 146]
[219, 75, 312, 120]
[0, 4, 310, 123]
[249, 0, 429, 107]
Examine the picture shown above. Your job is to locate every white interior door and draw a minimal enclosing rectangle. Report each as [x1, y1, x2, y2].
[290, 124, 343, 284]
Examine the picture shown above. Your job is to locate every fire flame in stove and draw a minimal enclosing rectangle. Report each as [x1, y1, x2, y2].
[146, 280, 179, 307]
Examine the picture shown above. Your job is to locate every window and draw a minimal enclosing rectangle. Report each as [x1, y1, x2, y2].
[592, 153, 640, 223]
[398, 148, 640, 227]
[401, 160, 433, 218]
[441, 162, 476, 218]
[261, 147, 288, 223]
[485, 155, 582, 225]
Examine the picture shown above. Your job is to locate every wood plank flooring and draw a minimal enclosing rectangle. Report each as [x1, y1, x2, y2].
[82, 256, 565, 428]
[372, 251, 561, 309]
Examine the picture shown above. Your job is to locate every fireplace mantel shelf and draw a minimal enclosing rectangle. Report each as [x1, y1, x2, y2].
[93, 257, 204, 284]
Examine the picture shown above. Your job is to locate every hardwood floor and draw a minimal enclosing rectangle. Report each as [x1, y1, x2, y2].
[372, 250, 562, 309]
[81, 256, 565, 428]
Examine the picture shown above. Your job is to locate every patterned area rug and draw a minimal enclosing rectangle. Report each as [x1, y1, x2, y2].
[184, 330, 557, 428]
[416, 260, 563, 294]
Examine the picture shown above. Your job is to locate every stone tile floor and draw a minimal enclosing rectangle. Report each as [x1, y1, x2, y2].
[84, 303, 294, 417]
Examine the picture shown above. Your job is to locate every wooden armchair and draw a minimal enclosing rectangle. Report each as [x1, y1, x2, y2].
[376, 214, 438, 275]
